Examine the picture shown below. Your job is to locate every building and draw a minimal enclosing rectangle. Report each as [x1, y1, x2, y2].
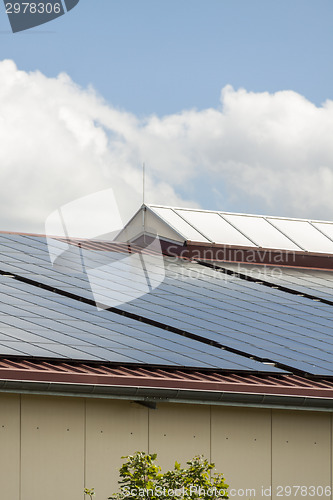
[0, 204, 333, 500]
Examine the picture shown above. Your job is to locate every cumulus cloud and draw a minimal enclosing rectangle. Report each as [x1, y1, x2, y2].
[0, 59, 195, 233]
[0, 59, 333, 234]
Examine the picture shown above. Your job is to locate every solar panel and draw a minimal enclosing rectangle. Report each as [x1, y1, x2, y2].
[0, 263, 281, 372]
[2, 233, 333, 375]
[222, 262, 333, 303]
[115, 264, 333, 375]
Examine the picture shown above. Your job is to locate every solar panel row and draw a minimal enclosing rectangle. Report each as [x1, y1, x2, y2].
[1, 233, 333, 375]
[222, 262, 333, 302]
[0, 238, 283, 372]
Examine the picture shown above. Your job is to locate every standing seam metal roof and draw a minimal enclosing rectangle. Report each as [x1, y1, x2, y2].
[146, 204, 333, 253]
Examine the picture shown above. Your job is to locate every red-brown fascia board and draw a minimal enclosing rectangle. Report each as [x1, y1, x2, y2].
[3, 231, 333, 270]
[162, 241, 333, 270]
[1, 361, 333, 399]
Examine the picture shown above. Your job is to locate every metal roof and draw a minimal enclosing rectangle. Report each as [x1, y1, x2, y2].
[0, 358, 331, 395]
[1, 359, 333, 410]
[146, 204, 333, 253]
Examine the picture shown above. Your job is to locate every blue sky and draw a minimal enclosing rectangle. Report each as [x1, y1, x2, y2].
[1, 1, 333, 116]
[1, 0, 333, 232]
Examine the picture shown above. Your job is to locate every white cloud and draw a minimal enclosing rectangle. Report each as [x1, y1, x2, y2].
[1, 59, 333, 234]
[0, 60, 195, 233]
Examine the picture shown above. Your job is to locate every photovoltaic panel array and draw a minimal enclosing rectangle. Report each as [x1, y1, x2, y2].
[119, 263, 333, 376]
[0, 234, 283, 372]
[1, 233, 333, 375]
[222, 262, 333, 303]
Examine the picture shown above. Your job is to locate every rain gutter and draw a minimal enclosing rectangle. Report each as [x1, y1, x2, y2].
[0, 379, 332, 412]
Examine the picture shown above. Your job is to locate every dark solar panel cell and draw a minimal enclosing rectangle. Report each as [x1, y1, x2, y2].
[0, 343, 29, 356]
[0, 341, 69, 358]
[46, 344, 141, 362]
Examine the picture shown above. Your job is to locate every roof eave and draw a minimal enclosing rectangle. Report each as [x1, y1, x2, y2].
[1, 379, 333, 412]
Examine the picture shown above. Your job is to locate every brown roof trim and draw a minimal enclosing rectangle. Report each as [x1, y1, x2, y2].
[162, 241, 333, 270]
[3, 231, 333, 270]
[0, 229, 47, 237]
[0, 360, 333, 400]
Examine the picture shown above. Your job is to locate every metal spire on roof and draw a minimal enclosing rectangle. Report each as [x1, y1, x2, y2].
[142, 162, 146, 243]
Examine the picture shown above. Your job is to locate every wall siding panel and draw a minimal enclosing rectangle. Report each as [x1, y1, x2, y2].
[0, 393, 20, 499]
[211, 406, 271, 498]
[148, 403, 210, 471]
[20, 395, 85, 500]
[85, 399, 148, 499]
[272, 410, 331, 500]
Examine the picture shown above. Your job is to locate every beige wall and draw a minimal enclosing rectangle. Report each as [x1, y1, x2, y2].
[211, 406, 272, 497]
[0, 394, 332, 500]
